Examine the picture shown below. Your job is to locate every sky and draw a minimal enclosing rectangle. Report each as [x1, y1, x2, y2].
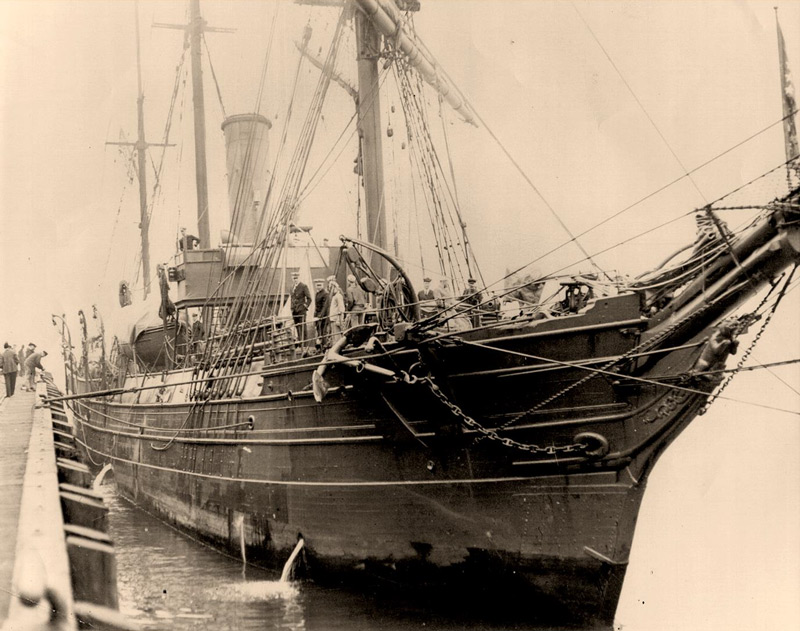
[0, 1, 799, 629]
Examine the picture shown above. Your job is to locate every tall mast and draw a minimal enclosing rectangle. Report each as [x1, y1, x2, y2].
[134, 1, 151, 298]
[354, 10, 387, 278]
[155, 1, 233, 248]
[108, 0, 173, 299]
[189, 0, 211, 248]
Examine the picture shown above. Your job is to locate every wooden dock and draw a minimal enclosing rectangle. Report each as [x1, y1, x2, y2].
[0, 388, 39, 621]
[0, 378, 136, 631]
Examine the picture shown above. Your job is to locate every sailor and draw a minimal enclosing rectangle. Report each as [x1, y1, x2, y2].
[417, 277, 437, 316]
[177, 228, 201, 251]
[190, 311, 205, 355]
[313, 278, 330, 350]
[461, 278, 483, 306]
[327, 276, 346, 344]
[461, 278, 483, 327]
[345, 274, 367, 327]
[290, 270, 312, 347]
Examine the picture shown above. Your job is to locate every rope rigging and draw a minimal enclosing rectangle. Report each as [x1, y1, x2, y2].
[184, 8, 351, 398]
[79, 4, 800, 447]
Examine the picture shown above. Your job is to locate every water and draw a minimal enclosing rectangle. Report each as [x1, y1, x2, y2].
[102, 485, 546, 631]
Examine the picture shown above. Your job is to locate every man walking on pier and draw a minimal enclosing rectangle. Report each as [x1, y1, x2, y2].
[2, 343, 19, 397]
[24, 350, 47, 392]
[17, 342, 26, 377]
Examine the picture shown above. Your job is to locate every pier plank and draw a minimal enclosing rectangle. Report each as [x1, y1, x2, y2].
[0, 391, 36, 620]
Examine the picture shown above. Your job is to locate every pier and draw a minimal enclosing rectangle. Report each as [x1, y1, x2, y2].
[0, 377, 133, 631]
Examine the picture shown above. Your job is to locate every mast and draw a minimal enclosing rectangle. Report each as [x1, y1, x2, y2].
[354, 0, 476, 126]
[134, 1, 151, 299]
[108, 0, 173, 299]
[189, 0, 211, 248]
[154, 1, 233, 248]
[354, 10, 387, 278]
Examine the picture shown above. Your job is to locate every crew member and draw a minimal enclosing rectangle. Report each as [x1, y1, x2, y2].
[345, 274, 367, 327]
[191, 311, 205, 356]
[461, 278, 483, 305]
[290, 271, 312, 347]
[417, 277, 436, 316]
[327, 276, 346, 344]
[461, 278, 483, 326]
[313, 278, 330, 350]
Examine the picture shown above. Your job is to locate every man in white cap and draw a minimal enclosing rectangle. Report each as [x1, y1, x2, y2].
[345, 274, 367, 327]
[327, 276, 345, 344]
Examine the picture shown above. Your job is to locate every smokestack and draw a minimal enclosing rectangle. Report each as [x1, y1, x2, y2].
[221, 113, 272, 244]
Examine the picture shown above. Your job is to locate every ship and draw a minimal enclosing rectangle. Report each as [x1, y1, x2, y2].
[53, 2, 800, 629]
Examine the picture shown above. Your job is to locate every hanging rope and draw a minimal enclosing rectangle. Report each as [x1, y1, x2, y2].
[202, 32, 227, 119]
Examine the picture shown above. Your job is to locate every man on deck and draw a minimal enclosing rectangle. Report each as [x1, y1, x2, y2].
[417, 277, 437, 317]
[345, 274, 367, 327]
[290, 271, 312, 348]
[461, 278, 484, 326]
[461, 278, 483, 306]
[313, 278, 330, 351]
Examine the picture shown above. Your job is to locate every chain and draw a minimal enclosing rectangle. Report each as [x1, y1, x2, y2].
[491, 299, 718, 433]
[700, 267, 795, 414]
[416, 374, 588, 455]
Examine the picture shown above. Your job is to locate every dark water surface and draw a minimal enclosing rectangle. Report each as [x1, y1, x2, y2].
[103, 485, 562, 631]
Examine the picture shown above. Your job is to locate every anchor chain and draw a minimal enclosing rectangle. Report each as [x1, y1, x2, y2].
[413, 372, 589, 456]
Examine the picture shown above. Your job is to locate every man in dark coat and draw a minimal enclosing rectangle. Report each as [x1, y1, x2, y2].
[461, 278, 483, 306]
[190, 311, 206, 356]
[461, 278, 484, 327]
[417, 277, 436, 317]
[2, 343, 19, 397]
[313, 278, 330, 350]
[417, 277, 435, 301]
[290, 271, 312, 346]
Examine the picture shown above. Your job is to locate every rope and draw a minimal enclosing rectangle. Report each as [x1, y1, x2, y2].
[202, 33, 226, 119]
[457, 338, 800, 419]
[572, 2, 709, 206]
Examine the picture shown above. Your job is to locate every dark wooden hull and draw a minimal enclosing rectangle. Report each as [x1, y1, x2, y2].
[68, 292, 713, 629]
[66, 216, 800, 628]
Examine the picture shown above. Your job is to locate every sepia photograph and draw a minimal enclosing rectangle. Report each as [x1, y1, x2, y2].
[1, 1, 798, 629]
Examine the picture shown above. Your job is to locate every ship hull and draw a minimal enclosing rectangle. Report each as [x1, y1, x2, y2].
[66, 217, 800, 628]
[68, 294, 714, 629]
[71, 388, 705, 629]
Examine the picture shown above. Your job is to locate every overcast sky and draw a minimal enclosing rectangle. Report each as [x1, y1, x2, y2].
[0, 2, 798, 629]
